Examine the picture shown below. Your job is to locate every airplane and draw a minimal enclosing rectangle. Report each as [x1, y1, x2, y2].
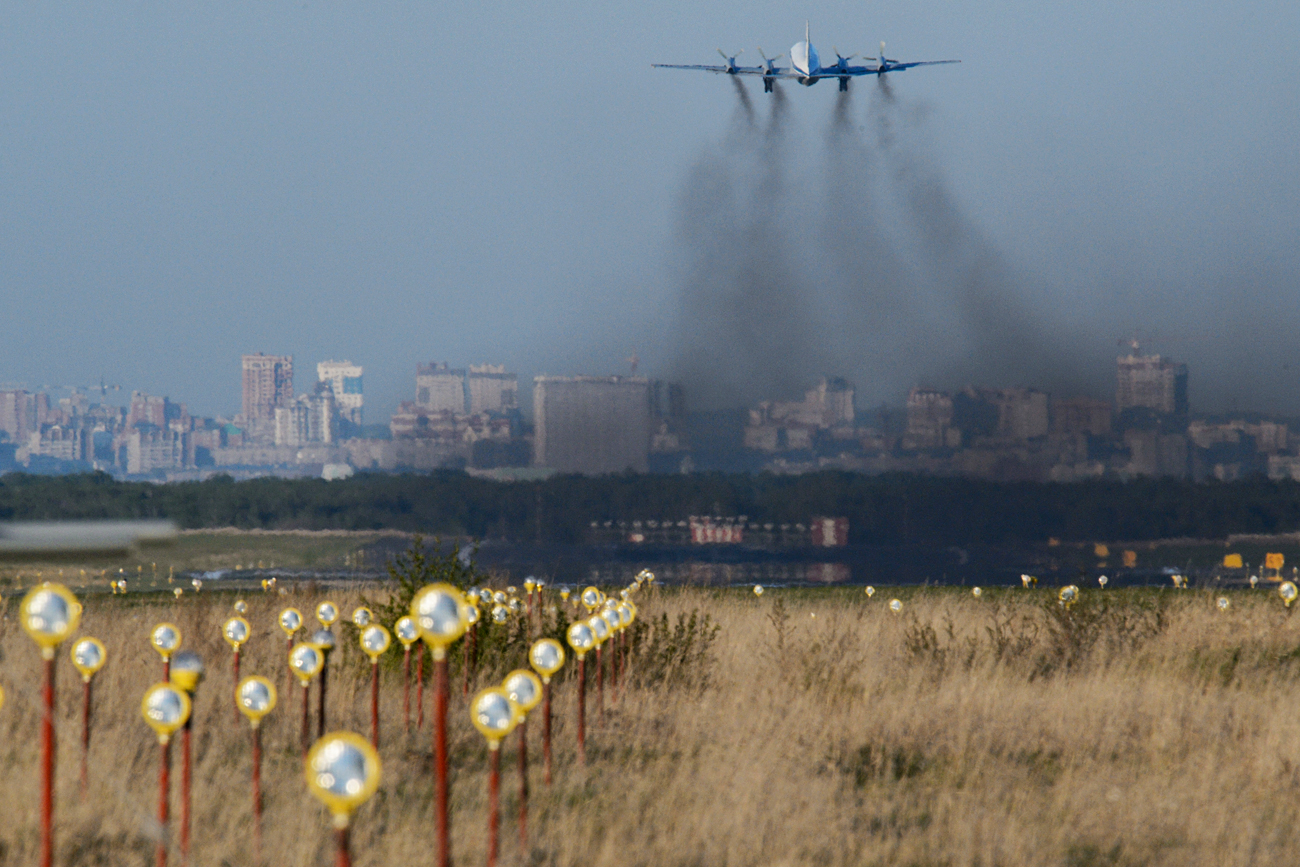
[653, 22, 958, 93]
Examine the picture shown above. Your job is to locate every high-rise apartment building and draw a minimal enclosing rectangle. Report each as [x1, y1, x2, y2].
[467, 364, 518, 414]
[1051, 396, 1112, 436]
[1116, 354, 1188, 416]
[28, 425, 90, 463]
[128, 391, 168, 429]
[126, 428, 188, 474]
[905, 388, 959, 449]
[0, 390, 56, 442]
[0, 390, 31, 441]
[649, 380, 686, 420]
[416, 363, 467, 413]
[273, 388, 336, 447]
[307, 387, 335, 444]
[242, 354, 294, 422]
[317, 360, 364, 427]
[274, 401, 310, 448]
[986, 387, 1049, 441]
[533, 375, 650, 474]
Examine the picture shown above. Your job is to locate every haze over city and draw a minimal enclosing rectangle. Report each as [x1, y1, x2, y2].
[2, 1, 1298, 421]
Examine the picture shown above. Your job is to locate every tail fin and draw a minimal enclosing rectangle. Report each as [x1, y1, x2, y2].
[805, 21, 810, 45]
[880, 40, 886, 64]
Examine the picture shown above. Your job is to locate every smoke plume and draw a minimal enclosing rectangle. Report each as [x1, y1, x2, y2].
[669, 78, 1099, 410]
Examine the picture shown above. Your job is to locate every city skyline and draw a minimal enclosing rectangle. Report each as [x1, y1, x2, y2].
[6, 341, 1300, 485]
[1, 342, 1295, 424]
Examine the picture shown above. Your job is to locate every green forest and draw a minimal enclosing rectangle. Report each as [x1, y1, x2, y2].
[2, 470, 1300, 545]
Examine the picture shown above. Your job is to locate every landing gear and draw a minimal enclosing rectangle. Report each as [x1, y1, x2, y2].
[763, 77, 774, 93]
[838, 76, 849, 92]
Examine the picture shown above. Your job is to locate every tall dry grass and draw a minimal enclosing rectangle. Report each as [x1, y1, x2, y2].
[1, 585, 1299, 866]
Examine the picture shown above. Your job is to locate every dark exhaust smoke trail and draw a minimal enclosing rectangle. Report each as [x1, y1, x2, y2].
[671, 83, 836, 408]
[866, 87, 1095, 396]
[816, 88, 932, 393]
[669, 78, 1100, 410]
[872, 77, 896, 148]
[766, 82, 789, 135]
[730, 77, 755, 132]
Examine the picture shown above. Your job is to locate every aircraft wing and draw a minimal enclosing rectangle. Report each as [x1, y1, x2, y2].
[651, 67, 818, 80]
[653, 57, 960, 78]
[867, 59, 961, 73]
[652, 63, 771, 75]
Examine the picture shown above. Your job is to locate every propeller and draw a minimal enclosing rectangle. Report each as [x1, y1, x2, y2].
[716, 48, 743, 72]
[831, 46, 857, 70]
[756, 47, 784, 73]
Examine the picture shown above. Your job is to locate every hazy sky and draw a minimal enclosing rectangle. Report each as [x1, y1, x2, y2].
[1, 1, 1297, 419]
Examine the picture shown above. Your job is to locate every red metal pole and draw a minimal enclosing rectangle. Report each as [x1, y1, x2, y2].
[370, 661, 380, 750]
[469, 624, 477, 686]
[335, 825, 352, 867]
[621, 630, 629, 689]
[403, 647, 411, 733]
[286, 636, 293, 694]
[157, 739, 171, 867]
[181, 719, 192, 865]
[318, 650, 329, 739]
[252, 725, 264, 864]
[434, 652, 450, 867]
[463, 630, 471, 697]
[609, 634, 618, 704]
[301, 683, 311, 760]
[542, 681, 553, 785]
[416, 649, 425, 729]
[596, 645, 605, 723]
[518, 718, 529, 852]
[487, 744, 501, 867]
[81, 678, 92, 799]
[40, 656, 55, 867]
[163, 657, 170, 682]
[576, 657, 586, 767]
[232, 648, 241, 723]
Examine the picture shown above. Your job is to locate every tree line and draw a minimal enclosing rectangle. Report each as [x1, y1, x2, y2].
[1, 470, 1299, 545]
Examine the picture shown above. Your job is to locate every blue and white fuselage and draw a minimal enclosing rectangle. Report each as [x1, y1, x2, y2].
[790, 22, 822, 85]
[654, 22, 958, 93]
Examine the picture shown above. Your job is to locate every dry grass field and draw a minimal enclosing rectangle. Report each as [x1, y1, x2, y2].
[1, 582, 1299, 866]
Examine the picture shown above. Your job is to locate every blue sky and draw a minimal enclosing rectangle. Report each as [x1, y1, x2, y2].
[1, 1, 1296, 418]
